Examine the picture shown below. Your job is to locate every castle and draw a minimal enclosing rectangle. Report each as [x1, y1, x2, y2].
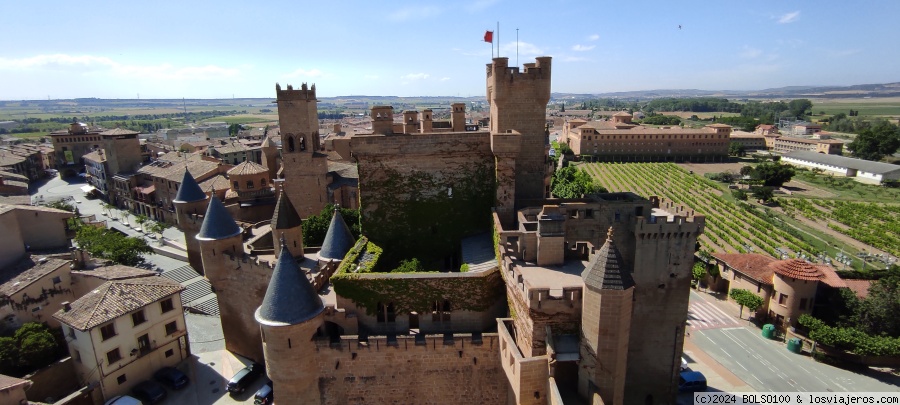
[173, 56, 704, 404]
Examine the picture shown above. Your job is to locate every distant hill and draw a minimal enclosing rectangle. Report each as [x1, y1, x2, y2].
[552, 82, 900, 100]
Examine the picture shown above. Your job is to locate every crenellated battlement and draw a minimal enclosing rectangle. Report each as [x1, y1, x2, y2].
[486, 56, 552, 82]
[221, 251, 276, 270]
[275, 82, 317, 101]
[314, 331, 498, 352]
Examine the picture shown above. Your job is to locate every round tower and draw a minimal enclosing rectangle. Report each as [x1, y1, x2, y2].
[256, 239, 324, 404]
[271, 190, 304, 258]
[172, 169, 209, 274]
[769, 259, 823, 330]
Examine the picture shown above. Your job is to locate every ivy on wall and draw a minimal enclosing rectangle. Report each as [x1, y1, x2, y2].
[358, 162, 496, 267]
[331, 237, 504, 315]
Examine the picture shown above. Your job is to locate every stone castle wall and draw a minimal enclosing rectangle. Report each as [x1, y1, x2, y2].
[313, 333, 509, 405]
[351, 132, 496, 264]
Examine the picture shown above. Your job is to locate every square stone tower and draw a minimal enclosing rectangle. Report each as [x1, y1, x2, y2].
[487, 57, 552, 211]
[276, 83, 328, 218]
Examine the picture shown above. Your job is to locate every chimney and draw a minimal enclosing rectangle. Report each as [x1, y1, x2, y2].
[62, 302, 71, 312]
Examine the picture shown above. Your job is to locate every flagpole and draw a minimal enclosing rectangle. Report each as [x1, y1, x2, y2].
[516, 28, 519, 67]
[497, 21, 500, 58]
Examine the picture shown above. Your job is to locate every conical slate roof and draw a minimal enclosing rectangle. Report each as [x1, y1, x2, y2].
[582, 228, 635, 291]
[173, 169, 207, 203]
[272, 191, 302, 230]
[318, 208, 356, 261]
[196, 196, 241, 240]
[255, 240, 324, 326]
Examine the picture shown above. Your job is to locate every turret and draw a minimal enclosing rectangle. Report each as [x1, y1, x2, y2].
[261, 136, 279, 180]
[276, 83, 329, 218]
[317, 208, 356, 263]
[197, 196, 264, 361]
[256, 238, 324, 405]
[173, 169, 209, 274]
[271, 191, 304, 258]
[580, 228, 634, 405]
[402, 110, 418, 134]
[370, 106, 394, 135]
[450, 102, 466, 132]
[420, 109, 433, 133]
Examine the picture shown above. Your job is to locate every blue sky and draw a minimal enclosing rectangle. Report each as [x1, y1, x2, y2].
[2, 0, 897, 99]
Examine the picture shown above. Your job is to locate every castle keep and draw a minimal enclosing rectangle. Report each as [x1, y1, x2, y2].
[175, 56, 703, 404]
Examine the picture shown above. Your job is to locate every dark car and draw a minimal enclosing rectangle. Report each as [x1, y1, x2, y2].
[131, 380, 167, 404]
[154, 366, 189, 390]
[678, 371, 707, 393]
[227, 363, 264, 395]
[254, 380, 273, 404]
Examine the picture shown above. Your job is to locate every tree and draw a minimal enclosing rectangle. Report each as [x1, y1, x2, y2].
[692, 262, 707, 287]
[11, 323, 58, 372]
[788, 99, 813, 119]
[147, 221, 171, 240]
[551, 166, 607, 198]
[728, 143, 746, 157]
[74, 225, 153, 266]
[101, 203, 114, 216]
[751, 186, 774, 203]
[731, 189, 748, 201]
[855, 275, 900, 337]
[739, 165, 754, 177]
[729, 288, 764, 319]
[752, 161, 795, 188]
[301, 204, 361, 247]
[847, 120, 900, 161]
[134, 214, 149, 231]
[0, 337, 19, 375]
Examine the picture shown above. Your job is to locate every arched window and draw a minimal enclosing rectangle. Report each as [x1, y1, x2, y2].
[233, 181, 239, 189]
[261, 178, 267, 187]
[287, 136, 295, 152]
[299, 136, 307, 151]
[246, 180, 254, 189]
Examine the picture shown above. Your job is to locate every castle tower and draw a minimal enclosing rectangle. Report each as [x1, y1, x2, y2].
[487, 57, 553, 206]
[317, 208, 356, 263]
[271, 190, 304, 258]
[256, 239, 324, 405]
[371, 106, 394, 135]
[402, 110, 418, 134]
[260, 136, 279, 180]
[579, 228, 634, 405]
[420, 109, 433, 133]
[173, 170, 209, 274]
[197, 196, 263, 361]
[450, 102, 466, 132]
[276, 83, 328, 218]
[625, 211, 703, 404]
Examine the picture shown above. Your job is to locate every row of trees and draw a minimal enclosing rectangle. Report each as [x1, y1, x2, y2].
[846, 120, 900, 161]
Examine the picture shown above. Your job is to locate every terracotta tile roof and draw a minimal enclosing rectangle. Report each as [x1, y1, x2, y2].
[100, 128, 139, 136]
[816, 264, 847, 288]
[0, 204, 75, 216]
[768, 259, 824, 281]
[197, 174, 231, 193]
[226, 161, 267, 176]
[53, 277, 184, 331]
[711, 253, 777, 285]
[843, 279, 873, 299]
[0, 256, 70, 296]
[71, 265, 158, 281]
[0, 374, 30, 391]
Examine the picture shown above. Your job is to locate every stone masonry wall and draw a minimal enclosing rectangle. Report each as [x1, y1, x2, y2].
[314, 334, 508, 405]
[351, 132, 495, 264]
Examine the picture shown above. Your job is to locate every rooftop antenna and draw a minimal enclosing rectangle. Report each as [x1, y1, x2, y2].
[497, 22, 500, 58]
[516, 28, 519, 68]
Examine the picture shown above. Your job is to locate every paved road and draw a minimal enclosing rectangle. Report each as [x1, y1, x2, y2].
[688, 292, 743, 330]
[689, 292, 900, 393]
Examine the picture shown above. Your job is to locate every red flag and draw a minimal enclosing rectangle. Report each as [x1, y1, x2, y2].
[484, 31, 493, 43]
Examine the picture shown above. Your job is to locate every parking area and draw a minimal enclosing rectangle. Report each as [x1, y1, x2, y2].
[153, 350, 268, 405]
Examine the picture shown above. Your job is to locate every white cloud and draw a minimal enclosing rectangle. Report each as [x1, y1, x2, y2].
[0, 53, 240, 80]
[439, 77, 450, 81]
[739, 46, 763, 59]
[400, 73, 430, 80]
[283, 68, 325, 79]
[777, 11, 800, 24]
[588, 34, 599, 41]
[387, 6, 442, 22]
[572, 44, 595, 52]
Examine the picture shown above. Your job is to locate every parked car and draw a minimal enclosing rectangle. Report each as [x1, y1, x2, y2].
[154, 366, 189, 390]
[254, 380, 274, 404]
[104, 396, 143, 405]
[678, 371, 707, 393]
[681, 357, 689, 371]
[131, 380, 167, 404]
[227, 363, 265, 395]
